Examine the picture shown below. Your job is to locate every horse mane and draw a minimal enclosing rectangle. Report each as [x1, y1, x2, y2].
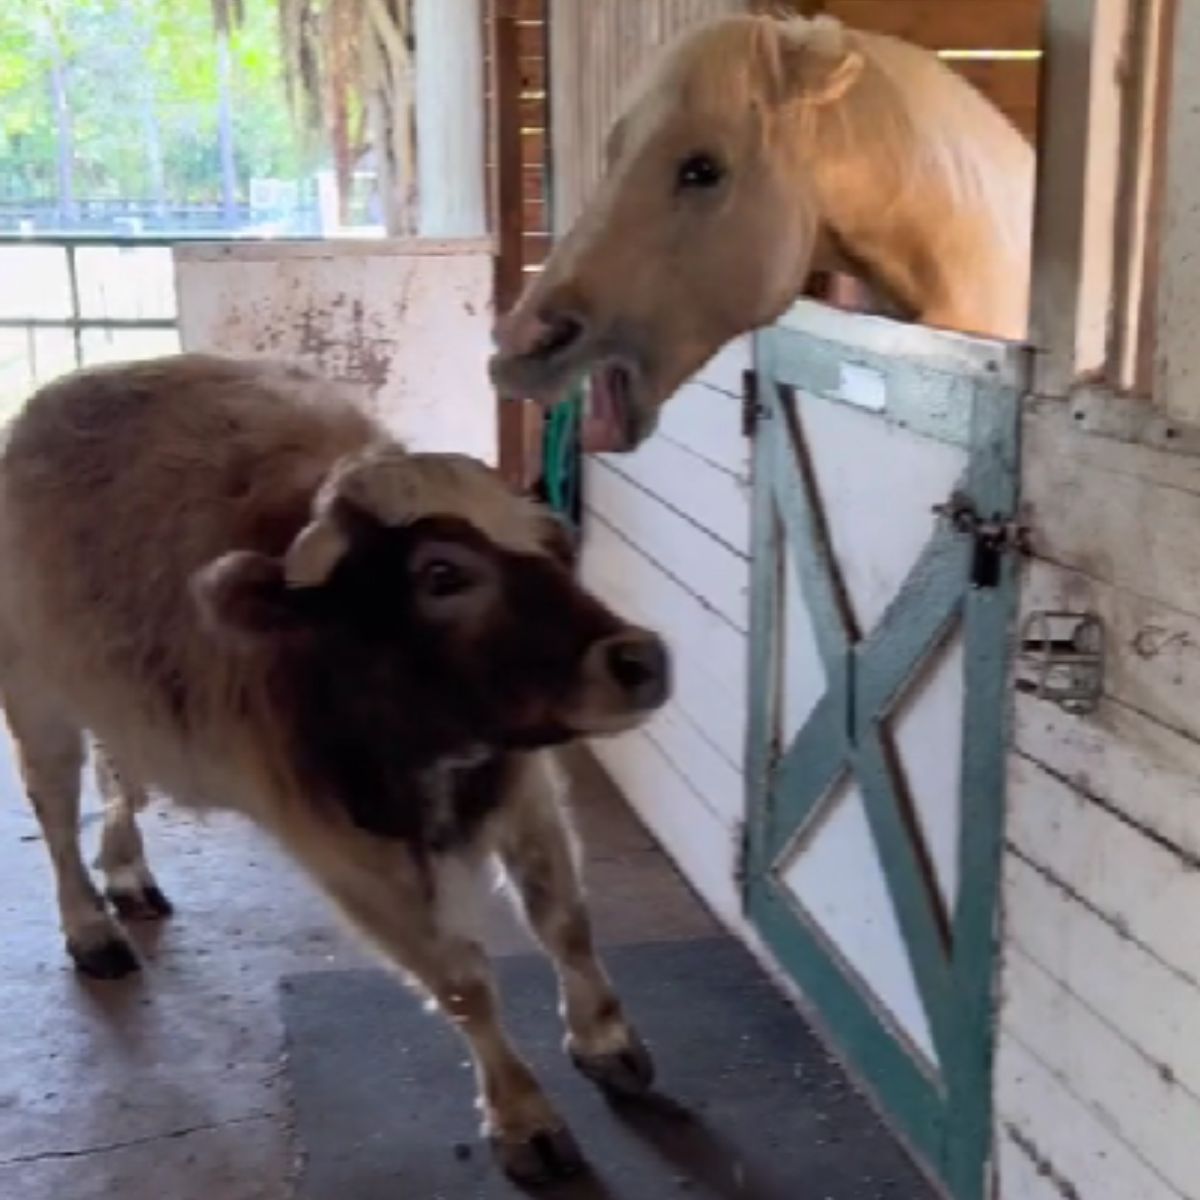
[773, 16, 1033, 265]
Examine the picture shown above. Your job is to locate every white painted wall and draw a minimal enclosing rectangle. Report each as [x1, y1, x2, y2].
[580, 337, 753, 933]
[173, 238, 497, 464]
[996, 5, 1200, 1191]
[994, 408, 1200, 1200]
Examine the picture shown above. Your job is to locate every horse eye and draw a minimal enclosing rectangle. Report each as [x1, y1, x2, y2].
[420, 559, 472, 599]
[676, 153, 725, 191]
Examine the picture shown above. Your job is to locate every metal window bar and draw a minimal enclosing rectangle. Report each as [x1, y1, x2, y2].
[0, 233, 323, 408]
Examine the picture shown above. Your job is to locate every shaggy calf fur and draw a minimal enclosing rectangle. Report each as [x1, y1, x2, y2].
[0, 354, 671, 1183]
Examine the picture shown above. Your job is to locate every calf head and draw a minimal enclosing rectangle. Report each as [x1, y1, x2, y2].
[191, 447, 670, 836]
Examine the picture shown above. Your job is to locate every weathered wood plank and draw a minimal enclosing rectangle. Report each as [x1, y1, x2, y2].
[549, 0, 744, 230]
[1155, 0, 1200, 422]
[1014, 691, 1200, 863]
[584, 459, 750, 630]
[826, 1, 1042, 51]
[581, 512, 748, 765]
[642, 701, 744, 828]
[1002, 947, 1200, 1199]
[695, 335, 753, 395]
[590, 729, 745, 930]
[994, 1128, 1075, 1200]
[594, 436, 751, 555]
[1023, 404, 1200, 614]
[655, 380, 749, 479]
[995, 1030, 1183, 1200]
[1008, 753, 1200, 989]
[1005, 853, 1200, 1102]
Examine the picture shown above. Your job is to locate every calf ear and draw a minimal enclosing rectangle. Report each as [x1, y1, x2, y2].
[191, 551, 315, 642]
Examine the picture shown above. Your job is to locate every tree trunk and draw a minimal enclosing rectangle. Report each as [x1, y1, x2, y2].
[135, 10, 167, 218]
[363, 0, 417, 235]
[140, 86, 166, 217]
[47, 34, 76, 226]
[216, 29, 237, 225]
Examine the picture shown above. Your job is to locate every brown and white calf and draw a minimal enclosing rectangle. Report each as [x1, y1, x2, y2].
[0, 354, 671, 1183]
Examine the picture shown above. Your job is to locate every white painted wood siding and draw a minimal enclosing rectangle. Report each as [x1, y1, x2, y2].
[174, 239, 497, 464]
[997, 399, 1200, 1200]
[581, 338, 753, 932]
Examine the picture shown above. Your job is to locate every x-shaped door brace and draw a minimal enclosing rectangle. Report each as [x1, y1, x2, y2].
[757, 380, 982, 1078]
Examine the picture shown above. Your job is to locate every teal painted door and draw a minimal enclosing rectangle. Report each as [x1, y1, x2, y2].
[745, 313, 1027, 1200]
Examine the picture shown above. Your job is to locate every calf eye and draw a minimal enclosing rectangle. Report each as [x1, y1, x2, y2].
[419, 559, 473, 598]
[676, 153, 725, 191]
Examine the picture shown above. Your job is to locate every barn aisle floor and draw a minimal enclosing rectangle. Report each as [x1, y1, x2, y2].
[0, 744, 931, 1199]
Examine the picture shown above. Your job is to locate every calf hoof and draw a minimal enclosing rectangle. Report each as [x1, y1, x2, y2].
[107, 884, 174, 922]
[68, 932, 140, 980]
[571, 1030, 655, 1099]
[491, 1126, 585, 1185]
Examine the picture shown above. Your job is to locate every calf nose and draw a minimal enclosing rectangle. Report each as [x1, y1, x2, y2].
[605, 632, 670, 709]
[493, 306, 586, 363]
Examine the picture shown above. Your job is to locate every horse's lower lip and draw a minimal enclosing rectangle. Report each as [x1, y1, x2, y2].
[587, 361, 640, 450]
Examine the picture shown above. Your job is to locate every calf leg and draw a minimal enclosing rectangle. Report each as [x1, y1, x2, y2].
[3, 694, 138, 979]
[498, 754, 654, 1098]
[94, 745, 173, 921]
[321, 856, 582, 1185]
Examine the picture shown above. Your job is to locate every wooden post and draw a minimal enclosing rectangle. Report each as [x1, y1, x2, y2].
[491, 0, 545, 490]
[414, 0, 487, 236]
[492, 0, 525, 314]
[1029, 0, 1128, 396]
[1154, 0, 1200, 421]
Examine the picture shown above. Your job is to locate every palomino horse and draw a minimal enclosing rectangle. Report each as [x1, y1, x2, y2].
[491, 13, 1034, 450]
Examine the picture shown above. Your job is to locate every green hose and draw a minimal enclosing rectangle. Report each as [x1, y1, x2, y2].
[542, 379, 582, 526]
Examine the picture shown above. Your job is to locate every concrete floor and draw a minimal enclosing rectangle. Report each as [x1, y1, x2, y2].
[0, 742, 717, 1200]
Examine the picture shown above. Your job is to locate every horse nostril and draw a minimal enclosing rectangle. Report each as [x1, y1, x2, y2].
[533, 313, 585, 361]
[606, 635, 669, 705]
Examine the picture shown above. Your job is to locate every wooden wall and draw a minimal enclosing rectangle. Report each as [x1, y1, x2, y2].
[548, 0, 1043, 236]
[174, 240, 498, 463]
[991, 426, 1200, 1199]
[548, 0, 745, 231]
[582, 338, 755, 932]
[485, 0, 550, 285]
[808, 0, 1043, 143]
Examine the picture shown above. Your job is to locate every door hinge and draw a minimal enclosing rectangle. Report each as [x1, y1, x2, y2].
[1015, 610, 1105, 715]
[933, 491, 1030, 589]
[734, 820, 750, 890]
[742, 369, 765, 437]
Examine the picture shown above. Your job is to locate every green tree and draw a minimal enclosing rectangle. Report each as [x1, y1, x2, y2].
[0, 0, 308, 222]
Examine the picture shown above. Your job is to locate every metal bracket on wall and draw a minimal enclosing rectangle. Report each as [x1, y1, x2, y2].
[742, 369, 767, 437]
[1015, 610, 1105, 714]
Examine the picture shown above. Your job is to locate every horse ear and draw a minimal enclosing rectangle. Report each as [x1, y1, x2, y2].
[777, 17, 864, 107]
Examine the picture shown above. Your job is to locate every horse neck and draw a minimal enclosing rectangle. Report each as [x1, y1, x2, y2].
[793, 84, 1032, 341]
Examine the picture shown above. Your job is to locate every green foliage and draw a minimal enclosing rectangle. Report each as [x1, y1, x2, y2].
[0, 0, 312, 209]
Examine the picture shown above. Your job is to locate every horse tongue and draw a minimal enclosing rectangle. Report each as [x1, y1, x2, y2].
[581, 365, 629, 452]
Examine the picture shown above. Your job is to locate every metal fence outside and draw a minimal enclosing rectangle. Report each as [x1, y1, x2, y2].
[0, 232, 334, 422]
[0, 234, 191, 421]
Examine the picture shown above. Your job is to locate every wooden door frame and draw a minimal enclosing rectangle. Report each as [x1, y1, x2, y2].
[487, 0, 550, 489]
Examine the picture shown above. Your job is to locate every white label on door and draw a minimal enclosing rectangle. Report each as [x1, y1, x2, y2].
[838, 361, 887, 412]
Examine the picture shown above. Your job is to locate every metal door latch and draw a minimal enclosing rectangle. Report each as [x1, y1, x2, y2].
[742, 370, 767, 437]
[932, 492, 1030, 589]
[1016, 610, 1105, 714]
